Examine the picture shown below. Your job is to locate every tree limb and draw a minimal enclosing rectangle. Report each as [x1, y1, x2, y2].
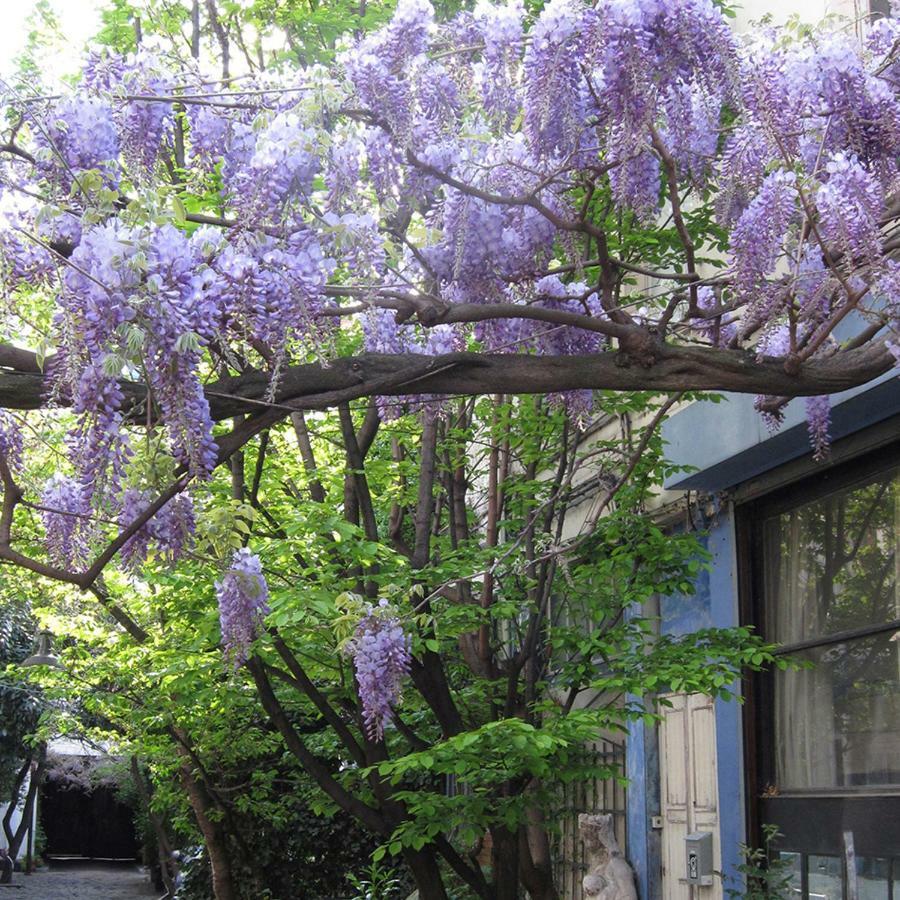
[1, 341, 892, 421]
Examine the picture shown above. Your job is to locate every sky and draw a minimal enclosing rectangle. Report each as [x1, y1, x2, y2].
[0, 0, 105, 81]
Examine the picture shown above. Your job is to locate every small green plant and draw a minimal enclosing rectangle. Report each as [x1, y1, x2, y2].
[346, 858, 404, 900]
[725, 824, 796, 900]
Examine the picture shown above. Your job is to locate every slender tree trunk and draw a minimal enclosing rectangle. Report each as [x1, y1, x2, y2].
[176, 753, 236, 900]
[230, 416, 245, 502]
[2, 756, 30, 850]
[130, 756, 176, 897]
[190, 0, 200, 59]
[204, 0, 230, 79]
[4, 745, 45, 861]
[518, 816, 560, 900]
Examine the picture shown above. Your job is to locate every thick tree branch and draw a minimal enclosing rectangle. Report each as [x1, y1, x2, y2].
[1, 342, 892, 420]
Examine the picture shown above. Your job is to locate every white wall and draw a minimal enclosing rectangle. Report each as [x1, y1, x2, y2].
[733, 0, 862, 31]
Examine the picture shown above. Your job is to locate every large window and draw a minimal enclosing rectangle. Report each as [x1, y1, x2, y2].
[744, 447, 900, 899]
[763, 466, 899, 791]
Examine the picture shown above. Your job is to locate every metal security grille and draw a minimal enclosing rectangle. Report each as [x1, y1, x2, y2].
[552, 738, 627, 900]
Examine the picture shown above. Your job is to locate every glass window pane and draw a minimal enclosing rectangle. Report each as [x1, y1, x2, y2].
[808, 855, 842, 900]
[764, 465, 900, 791]
[856, 856, 889, 900]
[763, 468, 898, 645]
[776, 851, 803, 897]
[774, 635, 900, 788]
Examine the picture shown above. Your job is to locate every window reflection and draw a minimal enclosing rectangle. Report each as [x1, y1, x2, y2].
[774, 636, 900, 788]
[808, 855, 842, 900]
[764, 467, 899, 791]
[857, 856, 890, 900]
[777, 851, 803, 897]
[764, 469, 897, 645]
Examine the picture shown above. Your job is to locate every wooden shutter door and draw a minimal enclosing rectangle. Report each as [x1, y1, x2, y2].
[659, 693, 723, 900]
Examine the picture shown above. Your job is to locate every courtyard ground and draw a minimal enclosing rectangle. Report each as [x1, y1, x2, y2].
[2, 862, 156, 899]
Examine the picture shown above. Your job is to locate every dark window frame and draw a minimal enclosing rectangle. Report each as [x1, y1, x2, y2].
[737, 440, 900, 878]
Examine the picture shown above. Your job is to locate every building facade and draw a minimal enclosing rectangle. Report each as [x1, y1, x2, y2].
[623, 373, 899, 900]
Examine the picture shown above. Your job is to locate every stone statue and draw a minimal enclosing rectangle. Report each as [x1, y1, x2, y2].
[578, 813, 638, 900]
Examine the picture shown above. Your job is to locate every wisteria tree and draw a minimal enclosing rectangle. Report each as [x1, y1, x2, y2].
[0, 0, 899, 897]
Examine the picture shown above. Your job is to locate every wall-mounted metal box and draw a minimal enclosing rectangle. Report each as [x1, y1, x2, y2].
[685, 832, 714, 886]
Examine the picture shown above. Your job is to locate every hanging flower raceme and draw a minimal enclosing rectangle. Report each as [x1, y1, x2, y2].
[607, 146, 661, 223]
[215, 548, 270, 668]
[117, 488, 154, 573]
[522, 0, 587, 160]
[343, 0, 434, 141]
[474, 0, 525, 126]
[82, 50, 174, 177]
[31, 96, 120, 191]
[0, 412, 22, 474]
[40, 474, 90, 569]
[345, 600, 412, 742]
[805, 395, 831, 461]
[816, 154, 883, 265]
[152, 494, 196, 564]
[729, 170, 797, 307]
[116, 489, 196, 572]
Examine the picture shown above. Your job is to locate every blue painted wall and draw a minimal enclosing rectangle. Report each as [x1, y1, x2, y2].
[706, 506, 746, 892]
[627, 716, 661, 900]
[627, 504, 745, 898]
[626, 716, 651, 899]
[661, 372, 899, 492]
[658, 531, 712, 637]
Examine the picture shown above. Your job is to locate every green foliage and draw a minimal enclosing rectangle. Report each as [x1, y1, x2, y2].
[91, 0, 474, 70]
[94, 0, 140, 54]
[0, 588, 42, 802]
[725, 825, 796, 900]
[11, 375, 775, 896]
[346, 858, 406, 900]
[8, 0, 65, 90]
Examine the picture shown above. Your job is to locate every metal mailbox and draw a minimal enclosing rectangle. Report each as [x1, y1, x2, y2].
[685, 831, 714, 886]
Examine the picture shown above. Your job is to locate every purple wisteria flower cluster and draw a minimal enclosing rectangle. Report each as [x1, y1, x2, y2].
[0, 412, 22, 474]
[40, 474, 89, 568]
[215, 548, 270, 668]
[117, 490, 196, 572]
[32, 97, 120, 191]
[345, 600, 412, 742]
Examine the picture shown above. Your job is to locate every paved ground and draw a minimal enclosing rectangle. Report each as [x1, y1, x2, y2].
[3, 863, 157, 899]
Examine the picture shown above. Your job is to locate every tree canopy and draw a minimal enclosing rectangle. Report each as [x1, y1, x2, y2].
[0, 0, 896, 584]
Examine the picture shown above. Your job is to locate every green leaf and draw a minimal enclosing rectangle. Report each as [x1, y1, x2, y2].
[172, 196, 187, 225]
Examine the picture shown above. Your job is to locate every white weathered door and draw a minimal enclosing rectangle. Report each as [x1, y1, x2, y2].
[659, 693, 723, 900]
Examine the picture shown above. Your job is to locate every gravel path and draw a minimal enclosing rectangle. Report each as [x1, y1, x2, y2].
[3, 863, 157, 899]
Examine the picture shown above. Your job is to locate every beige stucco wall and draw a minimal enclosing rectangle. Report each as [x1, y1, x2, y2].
[734, 0, 859, 30]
